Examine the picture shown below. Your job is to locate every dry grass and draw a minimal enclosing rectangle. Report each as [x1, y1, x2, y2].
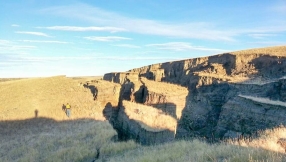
[103, 139, 286, 162]
[231, 46, 286, 56]
[239, 95, 286, 107]
[0, 76, 109, 121]
[0, 78, 26, 82]
[2, 117, 286, 162]
[228, 126, 286, 154]
[0, 118, 117, 162]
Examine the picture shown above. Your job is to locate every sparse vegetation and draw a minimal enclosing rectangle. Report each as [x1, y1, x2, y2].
[103, 139, 286, 162]
[231, 46, 286, 56]
[0, 118, 117, 162]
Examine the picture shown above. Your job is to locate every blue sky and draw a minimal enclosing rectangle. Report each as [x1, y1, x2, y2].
[1, 0, 286, 78]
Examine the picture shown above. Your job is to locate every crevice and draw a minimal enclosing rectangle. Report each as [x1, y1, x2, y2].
[91, 148, 100, 162]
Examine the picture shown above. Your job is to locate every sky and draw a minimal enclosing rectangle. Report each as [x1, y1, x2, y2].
[1, 0, 286, 78]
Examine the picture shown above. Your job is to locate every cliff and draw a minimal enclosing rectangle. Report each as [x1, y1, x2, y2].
[103, 46, 286, 142]
[115, 101, 177, 145]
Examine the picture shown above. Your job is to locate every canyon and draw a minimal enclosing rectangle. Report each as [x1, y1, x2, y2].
[102, 46, 286, 143]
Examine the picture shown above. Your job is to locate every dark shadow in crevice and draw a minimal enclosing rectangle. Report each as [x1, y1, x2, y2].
[148, 103, 177, 119]
[86, 85, 98, 100]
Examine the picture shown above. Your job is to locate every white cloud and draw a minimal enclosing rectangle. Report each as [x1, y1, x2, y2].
[19, 56, 96, 61]
[14, 55, 178, 62]
[84, 36, 131, 42]
[0, 40, 36, 52]
[94, 56, 178, 61]
[113, 44, 140, 48]
[19, 40, 70, 44]
[40, 4, 235, 41]
[0, 40, 11, 45]
[0, 45, 36, 51]
[15, 31, 51, 37]
[37, 26, 126, 33]
[40, 3, 286, 42]
[248, 33, 277, 39]
[247, 41, 286, 45]
[11, 24, 20, 27]
[146, 42, 227, 52]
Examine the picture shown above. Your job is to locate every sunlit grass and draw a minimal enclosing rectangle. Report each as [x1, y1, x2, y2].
[104, 139, 285, 162]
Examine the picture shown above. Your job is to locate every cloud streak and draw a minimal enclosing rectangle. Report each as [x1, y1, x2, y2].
[8, 55, 178, 62]
[40, 4, 235, 41]
[248, 33, 277, 39]
[15, 31, 51, 37]
[19, 40, 70, 44]
[113, 44, 140, 48]
[11, 24, 20, 27]
[84, 36, 131, 42]
[41, 3, 286, 42]
[37, 26, 126, 33]
[146, 42, 227, 52]
[0, 40, 36, 53]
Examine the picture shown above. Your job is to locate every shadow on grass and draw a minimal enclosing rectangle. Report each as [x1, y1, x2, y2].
[0, 117, 117, 162]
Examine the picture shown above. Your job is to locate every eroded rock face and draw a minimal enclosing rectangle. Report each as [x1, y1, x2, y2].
[105, 46, 286, 142]
[114, 101, 177, 145]
[177, 83, 236, 139]
[216, 96, 286, 139]
[103, 72, 139, 84]
[129, 49, 286, 87]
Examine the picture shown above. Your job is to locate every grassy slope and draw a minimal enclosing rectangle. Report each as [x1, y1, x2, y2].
[103, 139, 286, 162]
[230, 45, 286, 56]
[0, 118, 117, 162]
[0, 76, 104, 120]
[0, 76, 131, 161]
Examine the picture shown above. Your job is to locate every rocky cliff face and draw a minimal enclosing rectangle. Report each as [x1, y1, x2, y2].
[103, 46, 286, 143]
[216, 94, 286, 138]
[124, 46, 286, 140]
[114, 101, 177, 145]
[129, 46, 286, 87]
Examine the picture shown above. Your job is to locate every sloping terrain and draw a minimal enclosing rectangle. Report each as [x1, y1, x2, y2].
[0, 76, 120, 121]
[0, 76, 123, 161]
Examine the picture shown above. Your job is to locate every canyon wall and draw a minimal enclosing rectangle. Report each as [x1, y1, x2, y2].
[104, 46, 286, 141]
[114, 101, 177, 145]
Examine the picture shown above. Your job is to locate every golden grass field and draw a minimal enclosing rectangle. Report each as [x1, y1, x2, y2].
[1, 73, 286, 161]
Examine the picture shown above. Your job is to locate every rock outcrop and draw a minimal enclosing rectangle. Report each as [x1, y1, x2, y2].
[103, 46, 286, 143]
[216, 95, 286, 139]
[103, 72, 139, 84]
[114, 101, 177, 145]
